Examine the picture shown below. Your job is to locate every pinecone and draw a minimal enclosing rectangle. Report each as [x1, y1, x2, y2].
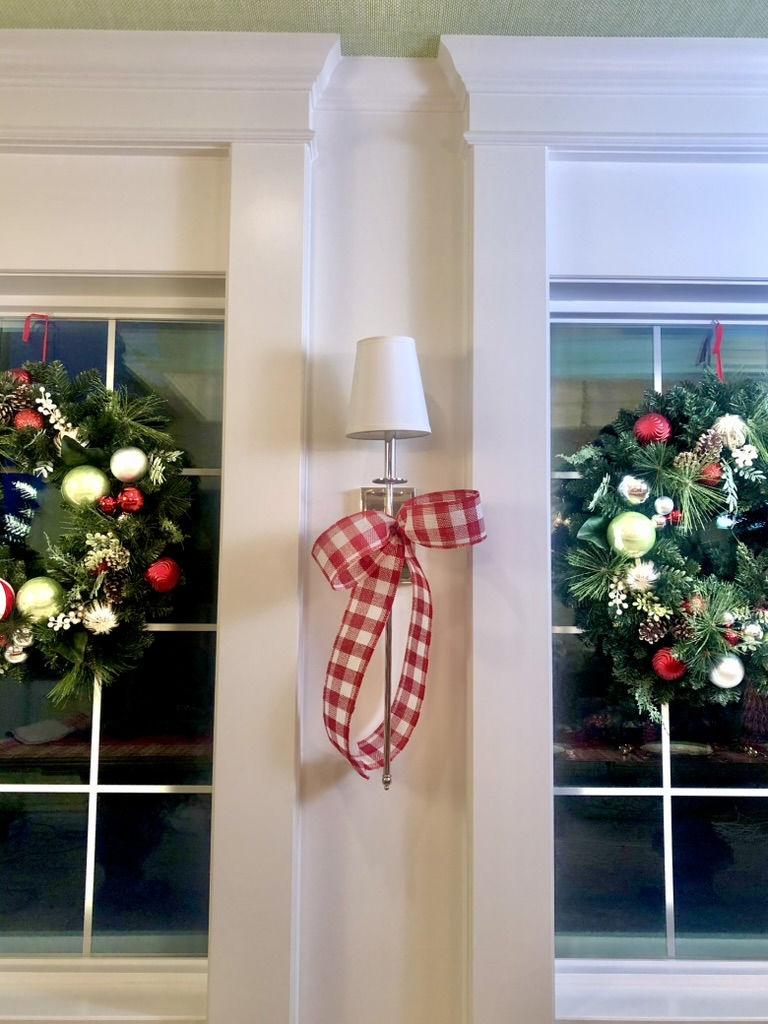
[673, 450, 701, 473]
[694, 428, 724, 461]
[670, 618, 695, 641]
[0, 389, 30, 425]
[639, 619, 668, 643]
[103, 571, 127, 604]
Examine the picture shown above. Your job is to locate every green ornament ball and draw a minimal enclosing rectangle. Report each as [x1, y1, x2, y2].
[606, 511, 657, 558]
[61, 465, 111, 507]
[16, 576, 66, 623]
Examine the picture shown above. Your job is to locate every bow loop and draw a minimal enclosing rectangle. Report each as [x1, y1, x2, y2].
[314, 488, 486, 778]
[312, 510, 401, 592]
[397, 489, 486, 549]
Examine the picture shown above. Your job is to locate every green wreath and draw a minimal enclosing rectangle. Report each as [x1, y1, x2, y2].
[0, 360, 191, 702]
[553, 373, 768, 719]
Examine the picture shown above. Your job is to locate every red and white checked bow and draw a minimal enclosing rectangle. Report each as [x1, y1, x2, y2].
[312, 489, 486, 778]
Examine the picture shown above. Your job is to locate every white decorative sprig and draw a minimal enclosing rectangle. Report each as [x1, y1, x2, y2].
[84, 532, 130, 572]
[34, 386, 83, 447]
[148, 450, 184, 487]
[733, 444, 759, 468]
[608, 578, 629, 615]
[48, 604, 85, 632]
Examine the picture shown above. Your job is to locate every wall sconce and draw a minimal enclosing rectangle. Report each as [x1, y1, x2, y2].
[313, 336, 485, 789]
[347, 336, 431, 788]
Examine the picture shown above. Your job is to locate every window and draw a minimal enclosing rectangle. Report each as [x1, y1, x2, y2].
[0, 315, 223, 957]
[552, 315, 768, 962]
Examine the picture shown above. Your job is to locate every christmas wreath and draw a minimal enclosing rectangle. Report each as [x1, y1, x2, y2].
[553, 373, 768, 718]
[0, 360, 190, 702]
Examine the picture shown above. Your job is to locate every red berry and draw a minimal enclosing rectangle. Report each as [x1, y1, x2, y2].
[724, 630, 740, 646]
[98, 496, 118, 516]
[668, 509, 683, 526]
[117, 487, 144, 513]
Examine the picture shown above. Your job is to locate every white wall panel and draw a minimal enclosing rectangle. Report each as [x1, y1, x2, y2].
[0, 152, 228, 275]
[550, 159, 768, 281]
[301, 100, 469, 1024]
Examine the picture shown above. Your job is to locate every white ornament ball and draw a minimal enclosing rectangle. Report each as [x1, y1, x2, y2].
[709, 654, 745, 689]
[744, 623, 764, 641]
[110, 447, 149, 484]
[654, 497, 674, 516]
[4, 646, 26, 665]
[618, 475, 650, 506]
[721, 612, 736, 627]
[652, 514, 667, 529]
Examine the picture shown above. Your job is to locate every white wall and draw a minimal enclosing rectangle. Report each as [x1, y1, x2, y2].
[549, 158, 768, 280]
[300, 79, 470, 1024]
[0, 152, 229, 274]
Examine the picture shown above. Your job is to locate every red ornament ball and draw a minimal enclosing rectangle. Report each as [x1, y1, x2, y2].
[8, 368, 31, 385]
[634, 413, 672, 445]
[144, 557, 181, 593]
[682, 595, 707, 616]
[0, 579, 14, 621]
[98, 495, 118, 516]
[724, 629, 740, 646]
[117, 487, 144, 513]
[699, 462, 723, 487]
[668, 509, 684, 526]
[14, 409, 44, 431]
[652, 647, 687, 681]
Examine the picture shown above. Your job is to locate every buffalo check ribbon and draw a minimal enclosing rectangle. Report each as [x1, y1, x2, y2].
[312, 489, 486, 778]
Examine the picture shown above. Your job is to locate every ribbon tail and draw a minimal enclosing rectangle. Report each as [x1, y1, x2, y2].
[321, 550, 402, 778]
[356, 547, 433, 772]
[713, 322, 724, 382]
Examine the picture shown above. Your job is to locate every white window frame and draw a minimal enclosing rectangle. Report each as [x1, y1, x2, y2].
[0, 29, 340, 1023]
[438, 35, 768, 1024]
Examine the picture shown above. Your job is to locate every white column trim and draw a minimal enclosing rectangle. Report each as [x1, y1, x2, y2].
[439, 33, 768, 1024]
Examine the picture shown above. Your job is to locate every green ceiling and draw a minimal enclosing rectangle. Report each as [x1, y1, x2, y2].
[1, 1, 766, 58]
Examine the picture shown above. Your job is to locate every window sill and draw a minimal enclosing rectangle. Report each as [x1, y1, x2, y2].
[557, 959, 768, 1023]
[0, 959, 206, 1023]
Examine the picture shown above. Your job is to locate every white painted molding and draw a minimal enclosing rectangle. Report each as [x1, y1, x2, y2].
[317, 57, 461, 113]
[0, 30, 340, 98]
[0, 31, 341, 145]
[439, 36, 768, 99]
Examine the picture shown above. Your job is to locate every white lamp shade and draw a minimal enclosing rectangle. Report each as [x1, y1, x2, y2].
[346, 336, 432, 440]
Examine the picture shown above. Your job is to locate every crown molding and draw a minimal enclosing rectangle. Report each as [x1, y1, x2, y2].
[463, 130, 768, 159]
[439, 36, 768, 100]
[0, 31, 340, 144]
[0, 30, 340, 95]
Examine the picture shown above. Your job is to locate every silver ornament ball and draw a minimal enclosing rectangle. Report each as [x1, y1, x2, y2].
[110, 446, 149, 483]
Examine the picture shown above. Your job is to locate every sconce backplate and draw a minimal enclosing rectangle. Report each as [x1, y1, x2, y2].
[360, 486, 415, 584]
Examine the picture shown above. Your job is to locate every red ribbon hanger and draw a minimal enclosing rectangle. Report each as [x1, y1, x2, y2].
[713, 321, 724, 382]
[22, 313, 50, 363]
[313, 490, 486, 778]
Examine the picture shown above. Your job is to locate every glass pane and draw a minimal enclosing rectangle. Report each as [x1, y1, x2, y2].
[0, 318, 108, 381]
[162, 475, 220, 624]
[99, 631, 215, 785]
[92, 794, 211, 956]
[555, 796, 666, 957]
[662, 324, 768, 387]
[674, 797, 768, 958]
[551, 324, 654, 469]
[669, 701, 768, 789]
[0, 671, 91, 784]
[553, 634, 661, 787]
[0, 792, 87, 954]
[115, 321, 224, 468]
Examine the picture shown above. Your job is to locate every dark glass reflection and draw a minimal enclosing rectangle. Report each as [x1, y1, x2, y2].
[553, 635, 661, 787]
[0, 319, 108, 381]
[662, 325, 768, 388]
[92, 794, 211, 956]
[164, 476, 220, 624]
[674, 797, 768, 958]
[555, 797, 666, 957]
[0, 793, 87, 954]
[550, 324, 654, 469]
[99, 631, 215, 785]
[115, 321, 224, 468]
[669, 701, 768, 789]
